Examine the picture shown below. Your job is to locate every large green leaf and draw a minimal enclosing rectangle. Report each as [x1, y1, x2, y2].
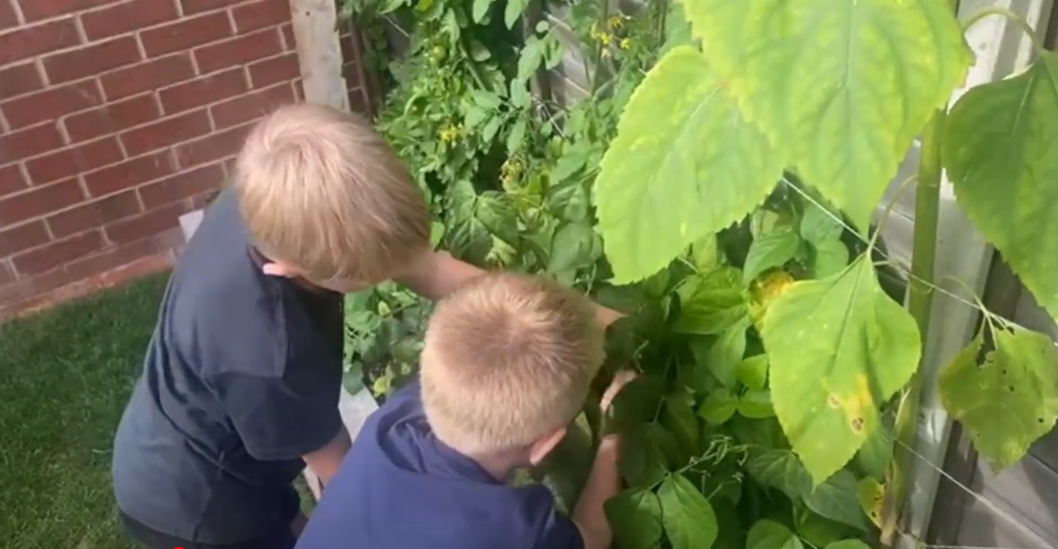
[621, 423, 679, 487]
[605, 489, 664, 549]
[760, 255, 922, 484]
[682, 0, 972, 229]
[944, 52, 1058, 320]
[747, 520, 804, 549]
[939, 328, 1058, 471]
[659, 474, 719, 549]
[595, 46, 783, 283]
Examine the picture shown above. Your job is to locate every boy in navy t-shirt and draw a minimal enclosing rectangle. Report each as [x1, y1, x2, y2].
[295, 273, 633, 549]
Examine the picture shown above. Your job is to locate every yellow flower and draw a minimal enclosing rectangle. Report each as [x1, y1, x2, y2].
[619, 37, 631, 50]
[439, 126, 460, 143]
[607, 14, 625, 29]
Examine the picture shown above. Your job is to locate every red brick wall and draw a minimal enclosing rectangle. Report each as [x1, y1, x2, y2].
[0, 0, 306, 316]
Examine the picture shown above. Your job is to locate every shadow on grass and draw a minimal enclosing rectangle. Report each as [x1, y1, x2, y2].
[0, 273, 169, 549]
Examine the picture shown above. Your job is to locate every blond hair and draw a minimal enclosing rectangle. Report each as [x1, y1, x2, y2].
[233, 103, 429, 284]
[420, 274, 605, 454]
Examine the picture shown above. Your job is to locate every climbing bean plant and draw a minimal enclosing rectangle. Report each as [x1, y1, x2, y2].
[340, 0, 1058, 548]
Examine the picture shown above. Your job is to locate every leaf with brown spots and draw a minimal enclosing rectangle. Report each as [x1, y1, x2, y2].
[760, 254, 921, 485]
[939, 328, 1058, 471]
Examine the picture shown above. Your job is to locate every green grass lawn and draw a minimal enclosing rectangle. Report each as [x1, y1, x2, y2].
[0, 274, 169, 549]
[0, 273, 318, 548]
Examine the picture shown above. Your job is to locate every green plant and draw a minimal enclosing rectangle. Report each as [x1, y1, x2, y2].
[340, 0, 1058, 548]
[593, 1, 1058, 548]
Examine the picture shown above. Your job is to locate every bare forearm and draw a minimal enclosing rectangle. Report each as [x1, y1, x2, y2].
[302, 429, 351, 486]
[573, 436, 621, 549]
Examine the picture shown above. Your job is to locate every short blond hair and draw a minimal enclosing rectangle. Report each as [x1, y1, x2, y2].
[233, 103, 429, 284]
[420, 274, 604, 454]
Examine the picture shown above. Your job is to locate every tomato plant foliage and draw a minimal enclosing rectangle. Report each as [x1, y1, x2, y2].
[340, 0, 1058, 547]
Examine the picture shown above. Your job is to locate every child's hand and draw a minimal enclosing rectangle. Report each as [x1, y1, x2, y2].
[600, 370, 637, 412]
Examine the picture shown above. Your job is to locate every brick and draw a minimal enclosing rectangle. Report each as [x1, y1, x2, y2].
[0, 123, 64, 164]
[158, 68, 246, 114]
[189, 188, 220, 210]
[0, 178, 84, 227]
[281, 24, 295, 51]
[25, 138, 123, 185]
[1, 80, 103, 130]
[63, 93, 161, 143]
[47, 189, 142, 237]
[65, 237, 158, 282]
[293, 80, 304, 101]
[232, 0, 290, 33]
[100, 53, 195, 101]
[211, 83, 293, 129]
[0, 0, 17, 31]
[195, 28, 282, 75]
[82, 0, 180, 41]
[43, 36, 141, 85]
[181, 0, 244, 14]
[248, 53, 299, 88]
[13, 230, 106, 276]
[139, 163, 223, 209]
[121, 110, 211, 156]
[0, 269, 71, 309]
[84, 150, 175, 196]
[0, 261, 14, 287]
[0, 18, 80, 67]
[0, 221, 50, 257]
[20, 0, 118, 22]
[105, 201, 185, 244]
[0, 62, 45, 101]
[140, 11, 231, 58]
[174, 123, 250, 169]
[0, 165, 28, 198]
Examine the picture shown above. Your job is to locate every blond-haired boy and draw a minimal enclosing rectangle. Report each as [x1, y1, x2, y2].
[112, 104, 617, 549]
[295, 273, 632, 549]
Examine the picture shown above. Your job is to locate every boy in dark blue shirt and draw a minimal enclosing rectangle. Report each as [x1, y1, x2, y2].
[295, 274, 633, 549]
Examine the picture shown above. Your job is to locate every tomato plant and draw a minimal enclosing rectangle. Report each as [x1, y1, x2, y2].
[340, 1, 1058, 548]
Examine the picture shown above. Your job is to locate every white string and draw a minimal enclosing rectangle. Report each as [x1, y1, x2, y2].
[780, 178, 1058, 352]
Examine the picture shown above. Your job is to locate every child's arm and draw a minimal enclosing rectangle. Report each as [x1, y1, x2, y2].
[571, 436, 621, 549]
[571, 371, 636, 549]
[302, 429, 352, 487]
[397, 250, 623, 326]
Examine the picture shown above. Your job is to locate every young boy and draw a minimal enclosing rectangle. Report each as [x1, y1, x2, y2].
[294, 273, 632, 549]
[111, 104, 618, 549]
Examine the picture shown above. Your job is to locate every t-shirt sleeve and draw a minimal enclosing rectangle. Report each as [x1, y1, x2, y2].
[534, 512, 585, 549]
[212, 367, 344, 462]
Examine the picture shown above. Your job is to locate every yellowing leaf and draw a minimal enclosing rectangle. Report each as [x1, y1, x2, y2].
[760, 255, 921, 484]
[659, 474, 719, 549]
[682, 0, 972, 229]
[944, 52, 1058, 321]
[857, 477, 885, 529]
[595, 46, 783, 284]
[938, 328, 1058, 471]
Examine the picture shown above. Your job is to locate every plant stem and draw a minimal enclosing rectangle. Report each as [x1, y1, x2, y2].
[881, 103, 945, 549]
[962, 6, 1047, 54]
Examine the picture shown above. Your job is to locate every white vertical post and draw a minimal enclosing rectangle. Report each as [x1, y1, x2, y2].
[288, 0, 350, 111]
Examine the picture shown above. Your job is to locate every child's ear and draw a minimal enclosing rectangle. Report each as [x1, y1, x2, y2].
[261, 261, 298, 278]
[528, 427, 567, 466]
